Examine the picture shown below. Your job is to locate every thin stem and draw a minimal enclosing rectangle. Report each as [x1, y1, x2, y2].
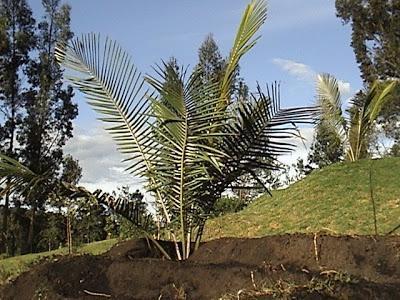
[145, 232, 171, 260]
[369, 161, 378, 235]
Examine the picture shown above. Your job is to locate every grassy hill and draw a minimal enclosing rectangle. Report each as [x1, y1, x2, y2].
[205, 157, 400, 239]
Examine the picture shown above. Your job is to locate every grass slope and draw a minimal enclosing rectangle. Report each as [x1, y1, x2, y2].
[0, 239, 117, 284]
[205, 158, 400, 239]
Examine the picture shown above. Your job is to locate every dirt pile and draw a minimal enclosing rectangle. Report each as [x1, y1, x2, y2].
[1, 234, 399, 299]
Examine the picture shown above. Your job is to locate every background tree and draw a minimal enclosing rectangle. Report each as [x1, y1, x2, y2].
[58, 155, 82, 253]
[73, 203, 107, 244]
[195, 34, 225, 86]
[0, 0, 35, 254]
[335, 0, 400, 153]
[195, 33, 249, 105]
[18, 0, 77, 252]
[38, 212, 63, 251]
[308, 122, 344, 168]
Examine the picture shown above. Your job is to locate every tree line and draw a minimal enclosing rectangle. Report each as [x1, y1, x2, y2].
[0, 0, 78, 255]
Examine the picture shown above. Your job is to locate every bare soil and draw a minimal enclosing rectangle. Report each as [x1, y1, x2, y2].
[1, 234, 399, 299]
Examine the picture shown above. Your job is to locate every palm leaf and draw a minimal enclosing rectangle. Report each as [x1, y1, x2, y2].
[202, 83, 318, 206]
[365, 80, 398, 122]
[349, 79, 398, 160]
[219, 0, 267, 109]
[55, 34, 155, 178]
[55, 35, 177, 233]
[0, 154, 47, 197]
[316, 73, 348, 144]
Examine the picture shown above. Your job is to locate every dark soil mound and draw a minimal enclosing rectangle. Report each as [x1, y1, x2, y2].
[1, 234, 400, 299]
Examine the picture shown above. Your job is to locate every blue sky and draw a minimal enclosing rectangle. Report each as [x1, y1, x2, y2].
[30, 0, 362, 192]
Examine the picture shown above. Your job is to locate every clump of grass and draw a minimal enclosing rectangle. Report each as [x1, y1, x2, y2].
[220, 270, 358, 299]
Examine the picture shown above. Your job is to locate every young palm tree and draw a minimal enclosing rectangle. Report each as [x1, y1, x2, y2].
[1, 0, 317, 260]
[53, 0, 318, 259]
[316, 73, 398, 161]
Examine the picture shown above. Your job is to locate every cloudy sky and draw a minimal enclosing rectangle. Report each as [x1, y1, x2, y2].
[30, 0, 363, 193]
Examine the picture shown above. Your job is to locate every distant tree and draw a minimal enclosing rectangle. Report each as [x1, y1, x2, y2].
[195, 33, 249, 105]
[0, 0, 35, 254]
[74, 203, 107, 244]
[195, 34, 226, 85]
[39, 212, 63, 251]
[212, 195, 245, 217]
[391, 143, 400, 157]
[60, 155, 82, 185]
[335, 0, 400, 153]
[335, 0, 400, 83]
[106, 186, 154, 239]
[58, 155, 81, 253]
[104, 213, 119, 239]
[17, 0, 77, 252]
[308, 122, 344, 168]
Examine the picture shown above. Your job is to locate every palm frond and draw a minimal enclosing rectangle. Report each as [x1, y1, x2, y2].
[55, 35, 182, 241]
[365, 80, 398, 122]
[0, 154, 47, 196]
[55, 34, 154, 178]
[316, 73, 348, 144]
[219, 0, 267, 109]
[349, 79, 398, 160]
[205, 83, 318, 200]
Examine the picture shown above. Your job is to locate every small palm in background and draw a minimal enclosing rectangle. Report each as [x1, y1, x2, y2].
[316, 73, 398, 161]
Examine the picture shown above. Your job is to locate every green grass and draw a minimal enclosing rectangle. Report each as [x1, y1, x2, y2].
[205, 157, 400, 239]
[0, 239, 117, 285]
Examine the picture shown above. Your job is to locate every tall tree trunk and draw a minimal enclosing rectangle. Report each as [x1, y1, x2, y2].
[1, 15, 17, 255]
[27, 203, 37, 253]
[1, 192, 10, 254]
[66, 214, 72, 254]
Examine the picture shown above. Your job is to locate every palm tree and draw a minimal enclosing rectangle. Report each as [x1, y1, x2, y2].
[54, 0, 317, 260]
[316, 73, 398, 161]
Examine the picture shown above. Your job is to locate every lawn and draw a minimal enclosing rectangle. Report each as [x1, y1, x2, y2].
[205, 157, 400, 239]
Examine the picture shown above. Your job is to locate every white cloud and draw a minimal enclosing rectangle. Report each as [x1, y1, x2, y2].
[279, 127, 315, 165]
[272, 58, 352, 98]
[338, 81, 351, 97]
[272, 58, 315, 82]
[64, 125, 143, 193]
